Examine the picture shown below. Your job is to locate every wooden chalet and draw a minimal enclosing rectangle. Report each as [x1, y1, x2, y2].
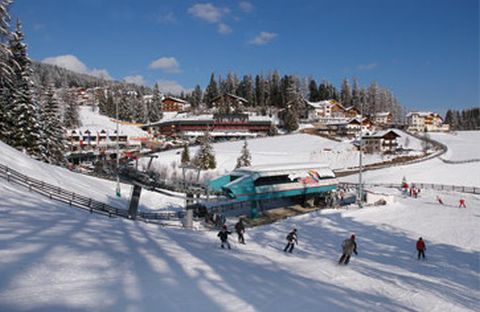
[361, 130, 400, 154]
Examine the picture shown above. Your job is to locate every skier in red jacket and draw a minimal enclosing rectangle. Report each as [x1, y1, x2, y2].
[416, 237, 426, 260]
[459, 198, 466, 208]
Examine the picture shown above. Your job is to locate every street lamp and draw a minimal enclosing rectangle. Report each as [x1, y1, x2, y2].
[115, 98, 121, 197]
[358, 103, 363, 208]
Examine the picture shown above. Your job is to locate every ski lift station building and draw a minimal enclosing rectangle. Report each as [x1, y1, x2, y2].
[208, 163, 337, 206]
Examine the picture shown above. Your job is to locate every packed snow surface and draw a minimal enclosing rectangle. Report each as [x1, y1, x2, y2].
[341, 131, 480, 187]
[0, 178, 478, 311]
[146, 131, 423, 176]
[0, 141, 183, 212]
[0, 131, 479, 311]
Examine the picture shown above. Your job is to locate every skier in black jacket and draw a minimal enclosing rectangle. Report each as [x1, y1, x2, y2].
[217, 225, 232, 249]
[235, 219, 246, 244]
[284, 228, 298, 253]
[338, 234, 358, 265]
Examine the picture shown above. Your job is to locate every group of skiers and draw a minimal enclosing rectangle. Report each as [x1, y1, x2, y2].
[217, 223, 428, 264]
[436, 196, 467, 208]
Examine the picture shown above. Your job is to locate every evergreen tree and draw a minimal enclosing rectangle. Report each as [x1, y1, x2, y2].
[146, 83, 162, 123]
[318, 81, 329, 101]
[192, 130, 216, 170]
[204, 73, 218, 108]
[238, 74, 255, 106]
[191, 84, 203, 110]
[180, 144, 190, 166]
[340, 78, 352, 107]
[281, 76, 300, 132]
[308, 79, 319, 102]
[9, 19, 44, 158]
[40, 85, 65, 164]
[63, 90, 80, 128]
[235, 139, 252, 169]
[268, 71, 281, 107]
[0, 0, 13, 142]
[255, 74, 266, 108]
[351, 78, 361, 109]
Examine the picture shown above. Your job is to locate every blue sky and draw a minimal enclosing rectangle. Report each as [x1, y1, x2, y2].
[12, 0, 479, 112]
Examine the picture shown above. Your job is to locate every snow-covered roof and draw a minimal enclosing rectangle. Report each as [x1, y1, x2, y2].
[163, 96, 189, 104]
[233, 162, 334, 178]
[406, 111, 436, 117]
[306, 100, 334, 109]
[363, 130, 400, 139]
[147, 113, 272, 126]
[375, 112, 392, 117]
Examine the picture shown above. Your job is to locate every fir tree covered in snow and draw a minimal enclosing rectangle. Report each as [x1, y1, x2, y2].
[62, 90, 80, 129]
[192, 130, 216, 170]
[9, 19, 44, 158]
[0, 0, 13, 143]
[40, 84, 65, 164]
[281, 76, 300, 132]
[235, 140, 252, 169]
[204, 73, 219, 109]
[146, 83, 162, 123]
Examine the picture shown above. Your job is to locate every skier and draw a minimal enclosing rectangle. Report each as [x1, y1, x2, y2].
[283, 228, 298, 253]
[436, 196, 444, 205]
[459, 198, 466, 208]
[338, 234, 358, 265]
[235, 218, 246, 244]
[217, 225, 232, 249]
[416, 237, 426, 260]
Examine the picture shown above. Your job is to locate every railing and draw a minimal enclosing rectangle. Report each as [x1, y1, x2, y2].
[339, 182, 479, 194]
[439, 157, 480, 164]
[0, 163, 181, 221]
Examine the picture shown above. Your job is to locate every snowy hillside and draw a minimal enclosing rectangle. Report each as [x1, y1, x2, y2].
[430, 131, 480, 161]
[0, 141, 183, 212]
[341, 131, 480, 187]
[0, 174, 478, 311]
[78, 105, 147, 137]
[1, 130, 480, 311]
[145, 131, 424, 177]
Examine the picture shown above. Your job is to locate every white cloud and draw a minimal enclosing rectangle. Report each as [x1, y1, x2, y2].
[218, 23, 232, 34]
[42, 54, 112, 79]
[123, 75, 146, 86]
[248, 31, 278, 45]
[157, 11, 176, 24]
[149, 57, 181, 73]
[155, 80, 190, 95]
[188, 3, 229, 23]
[357, 62, 378, 71]
[239, 1, 253, 13]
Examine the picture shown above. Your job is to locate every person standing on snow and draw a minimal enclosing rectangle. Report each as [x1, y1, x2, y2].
[338, 234, 358, 265]
[416, 237, 426, 260]
[235, 218, 246, 244]
[459, 198, 466, 208]
[284, 228, 298, 253]
[436, 196, 444, 205]
[217, 225, 232, 249]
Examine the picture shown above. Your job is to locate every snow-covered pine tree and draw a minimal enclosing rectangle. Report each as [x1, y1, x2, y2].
[255, 74, 266, 108]
[268, 71, 281, 107]
[340, 78, 352, 107]
[191, 84, 203, 111]
[147, 82, 162, 123]
[192, 130, 216, 170]
[235, 139, 252, 169]
[180, 144, 190, 166]
[204, 73, 219, 109]
[62, 89, 80, 128]
[0, 0, 13, 142]
[40, 84, 65, 164]
[9, 19, 44, 158]
[308, 79, 319, 102]
[351, 78, 360, 109]
[281, 76, 301, 132]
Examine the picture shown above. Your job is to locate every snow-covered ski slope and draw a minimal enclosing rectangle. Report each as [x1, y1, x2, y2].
[341, 131, 480, 186]
[0, 131, 479, 311]
[0, 141, 183, 212]
[145, 130, 423, 175]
